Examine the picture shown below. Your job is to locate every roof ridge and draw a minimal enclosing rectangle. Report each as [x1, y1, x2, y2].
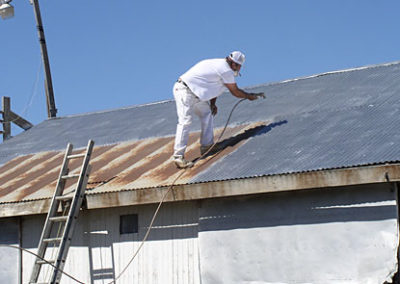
[41, 61, 400, 120]
[245, 60, 400, 90]
[45, 99, 174, 121]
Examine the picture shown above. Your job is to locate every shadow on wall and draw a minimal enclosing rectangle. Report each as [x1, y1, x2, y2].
[198, 183, 397, 232]
[86, 231, 116, 284]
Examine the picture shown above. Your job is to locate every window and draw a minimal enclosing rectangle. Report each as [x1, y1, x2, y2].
[120, 214, 138, 234]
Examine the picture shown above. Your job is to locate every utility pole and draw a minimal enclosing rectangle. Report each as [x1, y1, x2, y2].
[31, 0, 57, 118]
[1, 0, 57, 118]
[1, 96, 34, 142]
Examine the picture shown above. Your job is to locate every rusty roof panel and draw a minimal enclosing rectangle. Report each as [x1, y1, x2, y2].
[0, 124, 256, 203]
[89, 124, 255, 193]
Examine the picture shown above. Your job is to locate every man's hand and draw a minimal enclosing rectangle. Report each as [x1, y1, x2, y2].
[211, 104, 218, 116]
[224, 83, 266, 101]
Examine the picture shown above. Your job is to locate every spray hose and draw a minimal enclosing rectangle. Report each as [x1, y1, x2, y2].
[0, 94, 264, 284]
[109, 97, 253, 283]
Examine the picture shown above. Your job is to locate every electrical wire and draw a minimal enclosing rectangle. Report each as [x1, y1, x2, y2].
[0, 244, 85, 284]
[108, 98, 247, 284]
[1, 58, 42, 126]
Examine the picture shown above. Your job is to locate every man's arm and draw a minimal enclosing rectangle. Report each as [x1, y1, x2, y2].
[225, 83, 264, 100]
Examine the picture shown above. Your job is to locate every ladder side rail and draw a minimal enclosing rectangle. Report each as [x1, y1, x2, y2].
[51, 165, 92, 284]
[30, 143, 73, 284]
[51, 140, 94, 283]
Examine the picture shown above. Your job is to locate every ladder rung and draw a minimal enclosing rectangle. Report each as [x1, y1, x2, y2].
[43, 237, 62, 243]
[55, 195, 73, 201]
[49, 216, 68, 222]
[61, 174, 80, 179]
[67, 153, 86, 159]
[36, 259, 55, 265]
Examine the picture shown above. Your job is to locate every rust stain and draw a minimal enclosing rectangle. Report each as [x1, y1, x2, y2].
[147, 131, 214, 185]
[22, 145, 116, 200]
[118, 125, 253, 190]
[181, 124, 252, 180]
[0, 144, 115, 201]
[115, 132, 205, 190]
[88, 138, 171, 183]
[0, 154, 34, 178]
[0, 122, 266, 203]
[0, 152, 61, 198]
[98, 138, 176, 191]
[0, 152, 56, 188]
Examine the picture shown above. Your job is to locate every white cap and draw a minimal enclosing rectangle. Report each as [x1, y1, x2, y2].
[229, 51, 245, 65]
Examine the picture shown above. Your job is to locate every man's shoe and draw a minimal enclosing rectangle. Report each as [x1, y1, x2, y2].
[173, 156, 194, 169]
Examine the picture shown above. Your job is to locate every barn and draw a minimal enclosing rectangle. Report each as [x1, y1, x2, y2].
[0, 61, 399, 283]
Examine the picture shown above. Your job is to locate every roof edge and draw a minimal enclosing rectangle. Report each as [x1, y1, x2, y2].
[1, 163, 399, 218]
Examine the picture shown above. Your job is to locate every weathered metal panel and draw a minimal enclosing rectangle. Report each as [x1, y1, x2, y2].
[1, 163, 400, 217]
[0, 124, 253, 205]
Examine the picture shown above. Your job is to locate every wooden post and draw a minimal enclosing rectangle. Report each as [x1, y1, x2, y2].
[2, 96, 11, 140]
[32, 0, 57, 118]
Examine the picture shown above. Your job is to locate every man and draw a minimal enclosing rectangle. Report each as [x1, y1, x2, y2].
[172, 51, 264, 168]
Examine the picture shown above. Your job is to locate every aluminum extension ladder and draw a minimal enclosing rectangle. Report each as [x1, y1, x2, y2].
[30, 140, 95, 284]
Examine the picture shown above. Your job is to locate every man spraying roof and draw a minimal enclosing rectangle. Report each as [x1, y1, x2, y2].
[172, 51, 265, 168]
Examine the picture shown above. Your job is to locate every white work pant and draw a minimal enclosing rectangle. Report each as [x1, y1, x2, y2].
[173, 82, 214, 157]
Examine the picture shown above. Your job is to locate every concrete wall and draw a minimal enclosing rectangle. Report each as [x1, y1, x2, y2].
[0, 182, 397, 283]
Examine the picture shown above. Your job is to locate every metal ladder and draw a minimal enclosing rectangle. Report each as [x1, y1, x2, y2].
[30, 140, 95, 284]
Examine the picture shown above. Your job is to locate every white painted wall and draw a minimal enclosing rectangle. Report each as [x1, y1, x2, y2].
[0, 218, 20, 283]
[198, 183, 399, 283]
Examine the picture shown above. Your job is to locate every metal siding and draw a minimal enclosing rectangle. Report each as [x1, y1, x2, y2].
[21, 203, 200, 283]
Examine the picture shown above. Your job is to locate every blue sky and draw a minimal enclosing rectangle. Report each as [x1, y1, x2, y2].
[1, 0, 399, 133]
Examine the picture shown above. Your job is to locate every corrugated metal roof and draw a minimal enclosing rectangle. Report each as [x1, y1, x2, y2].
[1, 61, 400, 204]
[0, 123, 260, 203]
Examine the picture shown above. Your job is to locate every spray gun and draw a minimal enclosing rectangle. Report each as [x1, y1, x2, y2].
[253, 92, 266, 99]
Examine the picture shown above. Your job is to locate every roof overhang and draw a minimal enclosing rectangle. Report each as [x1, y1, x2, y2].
[1, 163, 400, 218]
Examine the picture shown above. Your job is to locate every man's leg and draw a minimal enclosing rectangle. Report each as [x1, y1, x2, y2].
[173, 83, 197, 168]
[194, 101, 214, 152]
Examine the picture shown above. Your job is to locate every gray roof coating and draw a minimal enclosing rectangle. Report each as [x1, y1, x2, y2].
[1, 61, 400, 184]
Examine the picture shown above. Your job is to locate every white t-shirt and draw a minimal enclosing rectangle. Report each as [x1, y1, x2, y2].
[180, 58, 235, 101]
